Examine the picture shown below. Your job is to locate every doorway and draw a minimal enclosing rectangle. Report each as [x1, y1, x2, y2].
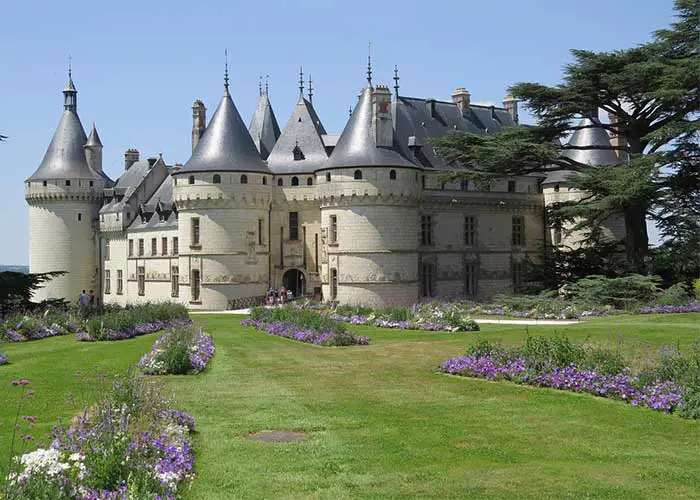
[282, 269, 305, 297]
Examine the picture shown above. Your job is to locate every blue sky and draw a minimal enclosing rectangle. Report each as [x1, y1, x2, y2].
[0, 0, 675, 265]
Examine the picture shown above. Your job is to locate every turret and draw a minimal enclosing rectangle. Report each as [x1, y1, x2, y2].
[192, 100, 206, 152]
[85, 123, 103, 174]
[249, 82, 281, 160]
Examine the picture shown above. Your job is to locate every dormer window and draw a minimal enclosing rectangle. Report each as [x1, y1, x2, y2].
[326, 172, 331, 182]
[389, 170, 397, 180]
[240, 174, 248, 184]
[354, 170, 363, 180]
[213, 174, 221, 184]
[291, 176, 299, 186]
[188, 175, 195, 185]
[554, 184, 560, 192]
[307, 177, 313, 186]
[278, 178, 283, 186]
[262, 177, 267, 185]
[65, 180, 71, 187]
[293, 145, 305, 161]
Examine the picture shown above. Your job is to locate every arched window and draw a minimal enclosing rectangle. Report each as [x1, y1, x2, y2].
[188, 175, 195, 185]
[554, 183, 560, 192]
[291, 176, 299, 186]
[262, 177, 267, 185]
[325, 172, 331, 182]
[213, 174, 221, 184]
[354, 170, 363, 180]
[240, 174, 248, 184]
[389, 169, 397, 180]
[307, 177, 313, 186]
[277, 178, 283, 186]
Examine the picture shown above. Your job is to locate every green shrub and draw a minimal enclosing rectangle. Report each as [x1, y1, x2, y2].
[694, 279, 700, 301]
[522, 334, 587, 371]
[158, 336, 192, 375]
[566, 274, 663, 309]
[658, 282, 691, 306]
[254, 307, 347, 334]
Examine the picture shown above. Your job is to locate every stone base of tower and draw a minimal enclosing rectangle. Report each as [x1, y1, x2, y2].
[322, 282, 419, 307]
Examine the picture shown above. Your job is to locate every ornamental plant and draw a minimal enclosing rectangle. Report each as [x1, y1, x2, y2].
[78, 303, 190, 342]
[2, 371, 196, 499]
[139, 326, 215, 375]
[0, 352, 7, 365]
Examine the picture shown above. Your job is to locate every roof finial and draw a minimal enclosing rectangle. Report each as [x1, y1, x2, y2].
[393, 65, 400, 97]
[348, 106, 352, 118]
[265, 75, 269, 95]
[224, 49, 230, 96]
[258, 76, 263, 96]
[68, 54, 72, 79]
[366, 42, 373, 86]
[308, 74, 313, 103]
[298, 66, 304, 97]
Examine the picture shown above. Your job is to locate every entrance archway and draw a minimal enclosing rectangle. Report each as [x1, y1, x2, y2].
[282, 269, 305, 298]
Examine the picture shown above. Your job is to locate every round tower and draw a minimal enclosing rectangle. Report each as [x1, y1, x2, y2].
[25, 72, 111, 302]
[316, 84, 422, 306]
[172, 72, 272, 310]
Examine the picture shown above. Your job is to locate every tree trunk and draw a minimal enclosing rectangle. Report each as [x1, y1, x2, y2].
[624, 204, 649, 272]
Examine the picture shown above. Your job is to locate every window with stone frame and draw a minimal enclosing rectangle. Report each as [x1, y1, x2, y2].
[512, 216, 525, 246]
[464, 260, 478, 297]
[421, 215, 433, 246]
[104, 270, 111, 294]
[329, 215, 338, 243]
[172, 237, 179, 255]
[420, 261, 435, 298]
[464, 216, 477, 246]
[512, 260, 524, 292]
[128, 239, 134, 257]
[105, 239, 110, 260]
[138, 239, 144, 256]
[191, 269, 201, 302]
[191, 218, 200, 246]
[330, 268, 338, 300]
[137, 266, 145, 296]
[171, 266, 179, 298]
[117, 270, 123, 295]
[258, 218, 264, 245]
[508, 180, 516, 192]
[151, 238, 157, 256]
[289, 212, 299, 240]
[162, 237, 168, 255]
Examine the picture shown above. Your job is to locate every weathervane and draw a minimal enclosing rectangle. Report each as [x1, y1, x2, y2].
[308, 74, 313, 102]
[366, 42, 372, 85]
[224, 49, 230, 95]
[298, 66, 304, 96]
[393, 65, 400, 97]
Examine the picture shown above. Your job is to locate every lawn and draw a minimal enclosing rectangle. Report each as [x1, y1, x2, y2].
[1, 313, 699, 499]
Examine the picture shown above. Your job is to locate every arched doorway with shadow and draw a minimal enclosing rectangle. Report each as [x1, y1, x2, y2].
[282, 268, 306, 298]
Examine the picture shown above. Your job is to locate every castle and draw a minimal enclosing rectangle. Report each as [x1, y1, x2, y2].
[25, 66, 625, 309]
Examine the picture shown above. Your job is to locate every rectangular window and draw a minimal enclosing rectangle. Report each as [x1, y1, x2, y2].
[258, 218, 264, 245]
[464, 216, 477, 246]
[314, 234, 319, 272]
[171, 266, 179, 297]
[512, 260, 524, 292]
[465, 261, 477, 296]
[553, 225, 562, 246]
[105, 270, 111, 294]
[460, 179, 469, 191]
[138, 239, 144, 256]
[289, 212, 299, 240]
[105, 239, 110, 260]
[191, 269, 201, 302]
[330, 215, 337, 243]
[117, 269, 123, 295]
[508, 180, 516, 192]
[151, 238, 157, 256]
[421, 262, 434, 297]
[128, 239, 134, 257]
[330, 268, 338, 300]
[191, 218, 200, 246]
[162, 237, 168, 255]
[172, 237, 179, 255]
[137, 266, 145, 296]
[512, 216, 525, 246]
[421, 215, 433, 246]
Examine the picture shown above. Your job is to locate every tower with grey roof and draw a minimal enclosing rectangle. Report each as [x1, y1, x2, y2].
[25, 72, 112, 302]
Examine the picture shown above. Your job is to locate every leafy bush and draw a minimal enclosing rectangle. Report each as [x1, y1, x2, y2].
[139, 326, 215, 375]
[694, 279, 700, 301]
[86, 302, 189, 341]
[566, 274, 662, 309]
[658, 282, 691, 306]
[251, 306, 347, 334]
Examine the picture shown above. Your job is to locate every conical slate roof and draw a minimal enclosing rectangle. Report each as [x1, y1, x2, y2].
[563, 117, 620, 166]
[326, 85, 417, 169]
[86, 123, 103, 147]
[267, 96, 328, 173]
[248, 93, 281, 160]
[182, 89, 269, 173]
[28, 110, 102, 181]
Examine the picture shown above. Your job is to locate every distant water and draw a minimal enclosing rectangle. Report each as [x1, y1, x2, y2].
[0, 265, 29, 273]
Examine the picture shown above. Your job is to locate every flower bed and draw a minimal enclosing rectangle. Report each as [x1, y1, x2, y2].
[241, 307, 370, 346]
[439, 336, 699, 419]
[0, 352, 7, 365]
[139, 326, 215, 375]
[636, 303, 700, 314]
[4, 373, 196, 499]
[1, 316, 78, 343]
[76, 318, 193, 342]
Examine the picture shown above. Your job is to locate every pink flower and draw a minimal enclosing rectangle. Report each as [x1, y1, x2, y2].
[18, 379, 30, 386]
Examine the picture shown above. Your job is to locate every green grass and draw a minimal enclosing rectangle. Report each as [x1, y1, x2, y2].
[1, 313, 699, 499]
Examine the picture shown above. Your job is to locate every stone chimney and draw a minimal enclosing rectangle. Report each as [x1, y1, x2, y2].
[372, 85, 393, 147]
[503, 95, 519, 124]
[124, 149, 139, 170]
[607, 111, 628, 162]
[192, 99, 207, 152]
[451, 87, 471, 114]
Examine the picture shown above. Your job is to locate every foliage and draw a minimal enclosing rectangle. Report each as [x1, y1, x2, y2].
[83, 302, 190, 341]
[565, 274, 663, 309]
[657, 282, 692, 306]
[139, 326, 215, 375]
[0, 271, 65, 317]
[250, 306, 347, 334]
[695, 279, 700, 301]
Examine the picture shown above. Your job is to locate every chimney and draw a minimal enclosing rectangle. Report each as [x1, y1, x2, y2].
[607, 111, 628, 161]
[451, 87, 471, 114]
[372, 85, 393, 147]
[124, 148, 139, 170]
[426, 98, 438, 120]
[192, 99, 207, 152]
[503, 95, 519, 123]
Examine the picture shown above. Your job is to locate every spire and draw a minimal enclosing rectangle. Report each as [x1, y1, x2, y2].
[298, 66, 304, 97]
[63, 56, 77, 112]
[259, 76, 263, 96]
[265, 75, 269, 95]
[348, 106, 352, 118]
[393, 65, 400, 97]
[563, 117, 620, 166]
[224, 49, 230, 96]
[86, 122, 103, 147]
[308, 74, 313, 103]
[366, 42, 373, 86]
[249, 87, 281, 160]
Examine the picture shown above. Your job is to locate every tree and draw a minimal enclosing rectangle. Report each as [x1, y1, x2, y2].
[0, 271, 65, 316]
[432, 0, 699, 272]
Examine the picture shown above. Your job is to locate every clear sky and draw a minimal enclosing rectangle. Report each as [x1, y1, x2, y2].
[0, 0, 675, 265]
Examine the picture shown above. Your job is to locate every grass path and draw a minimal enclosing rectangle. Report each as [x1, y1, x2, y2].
[1, 313, 699, 499]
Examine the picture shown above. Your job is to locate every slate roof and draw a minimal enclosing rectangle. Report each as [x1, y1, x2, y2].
[248, 93, 281, 160]
[562, 117, 620, 166]
[267, 96, 329, 174]
[180, 88, 269, 174]
[128, 171, 178, 231]
[392, 96, 515, 170]
[100, 160, 155, 214]
[324, 85, 417, 170]
[86, 123, 103, 147]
